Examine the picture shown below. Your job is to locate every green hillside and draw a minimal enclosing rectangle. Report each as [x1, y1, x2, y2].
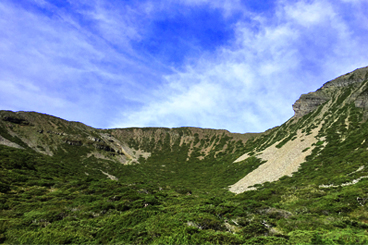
[1, 67, 368, 244]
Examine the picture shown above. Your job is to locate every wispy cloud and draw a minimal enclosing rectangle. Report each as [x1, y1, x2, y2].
[0, 0, 167, 125]
[1, 0, 368, 132]
[111, 0, 368, 132]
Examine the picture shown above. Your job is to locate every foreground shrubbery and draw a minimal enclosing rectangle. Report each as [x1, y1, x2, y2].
[1, 138, 368, 245]
[2, 91, 368, 243]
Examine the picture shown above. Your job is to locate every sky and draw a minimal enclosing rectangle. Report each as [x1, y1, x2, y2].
[1, 0, 368, 133]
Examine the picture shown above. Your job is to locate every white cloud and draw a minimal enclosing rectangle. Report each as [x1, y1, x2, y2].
[75, 2, 142, 48]
[178, 0, 245, 17]
[1, 0, 368, 132]
[111, 0, 368, 133]
[283, 1, 334, 26]
[0, 0, 167, 126]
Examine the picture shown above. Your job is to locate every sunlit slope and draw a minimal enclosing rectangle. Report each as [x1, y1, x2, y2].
[230, 66, 368, 193]
[2, 66, 368, 244]
[0, 110, 262, 190]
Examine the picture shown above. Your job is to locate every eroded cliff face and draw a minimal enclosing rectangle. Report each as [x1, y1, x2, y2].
[293, 66, 368, 118]
[292, 93, 329, 118]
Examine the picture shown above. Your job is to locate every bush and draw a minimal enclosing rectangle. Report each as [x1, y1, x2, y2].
[0, 182, 10, 193]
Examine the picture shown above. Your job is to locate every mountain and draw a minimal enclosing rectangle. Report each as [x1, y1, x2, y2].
[1, 66, 368, 244]
[231, 66, 368, 193]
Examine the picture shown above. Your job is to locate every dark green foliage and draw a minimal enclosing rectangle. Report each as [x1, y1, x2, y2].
[0, 141, 269, 244]
[3, 76, 368, 243]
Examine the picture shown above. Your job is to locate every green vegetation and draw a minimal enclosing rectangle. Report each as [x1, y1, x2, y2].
[2, 106, 368, 244]
[2, 72, 368, 244]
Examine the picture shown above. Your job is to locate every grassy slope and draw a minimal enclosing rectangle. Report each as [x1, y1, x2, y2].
[2, 71, 368, 244]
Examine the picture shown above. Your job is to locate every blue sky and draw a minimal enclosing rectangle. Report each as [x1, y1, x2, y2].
[1, 0, 368, 133]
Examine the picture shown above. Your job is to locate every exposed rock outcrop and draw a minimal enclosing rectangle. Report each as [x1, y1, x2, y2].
[322, 66, 368, 88]
[65, 140, 83, 146]
[88, 136, 102, 142]
[292, 93, 328, 118]
[354, 90, 368, 110]
[293, 66, 368, 117]
[231, 66, 368, 194]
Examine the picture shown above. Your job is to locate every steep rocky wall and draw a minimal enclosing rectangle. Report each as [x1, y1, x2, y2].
[293, 66, 368, 118]
[292, 93, 329, 118]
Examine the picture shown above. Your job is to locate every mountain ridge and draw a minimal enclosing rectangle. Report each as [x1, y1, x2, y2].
[0, 110, 261, 165]
[2, 66, 368, 187]
[2, 65, 368, 244]
[293, 66, 368, 118]
[230, 65, 368, 192]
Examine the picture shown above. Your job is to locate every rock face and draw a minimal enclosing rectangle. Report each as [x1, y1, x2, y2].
[65, 140, 83, 146]
[322, 66, 368, 89]
[293, 66, 368, 118]
[231, 66, 368, 193]
[292, 93, 328, 118]
[354, 90, 368, 110]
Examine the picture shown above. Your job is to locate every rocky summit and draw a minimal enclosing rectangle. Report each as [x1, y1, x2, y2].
[293, 66, 368, 117]
[1, 66, 368, 244]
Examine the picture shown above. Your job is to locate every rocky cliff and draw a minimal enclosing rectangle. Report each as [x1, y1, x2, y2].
[293, 66, 368, 118]
[231, 65, 368, 193]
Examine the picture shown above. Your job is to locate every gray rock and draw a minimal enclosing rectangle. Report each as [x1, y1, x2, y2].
[292, 93, 328, 118]
[65, 140, 83, 146]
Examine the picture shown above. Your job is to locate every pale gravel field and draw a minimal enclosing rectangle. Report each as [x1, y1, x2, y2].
[229, 125, 322, 194]
[0, 135, 23, 149]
